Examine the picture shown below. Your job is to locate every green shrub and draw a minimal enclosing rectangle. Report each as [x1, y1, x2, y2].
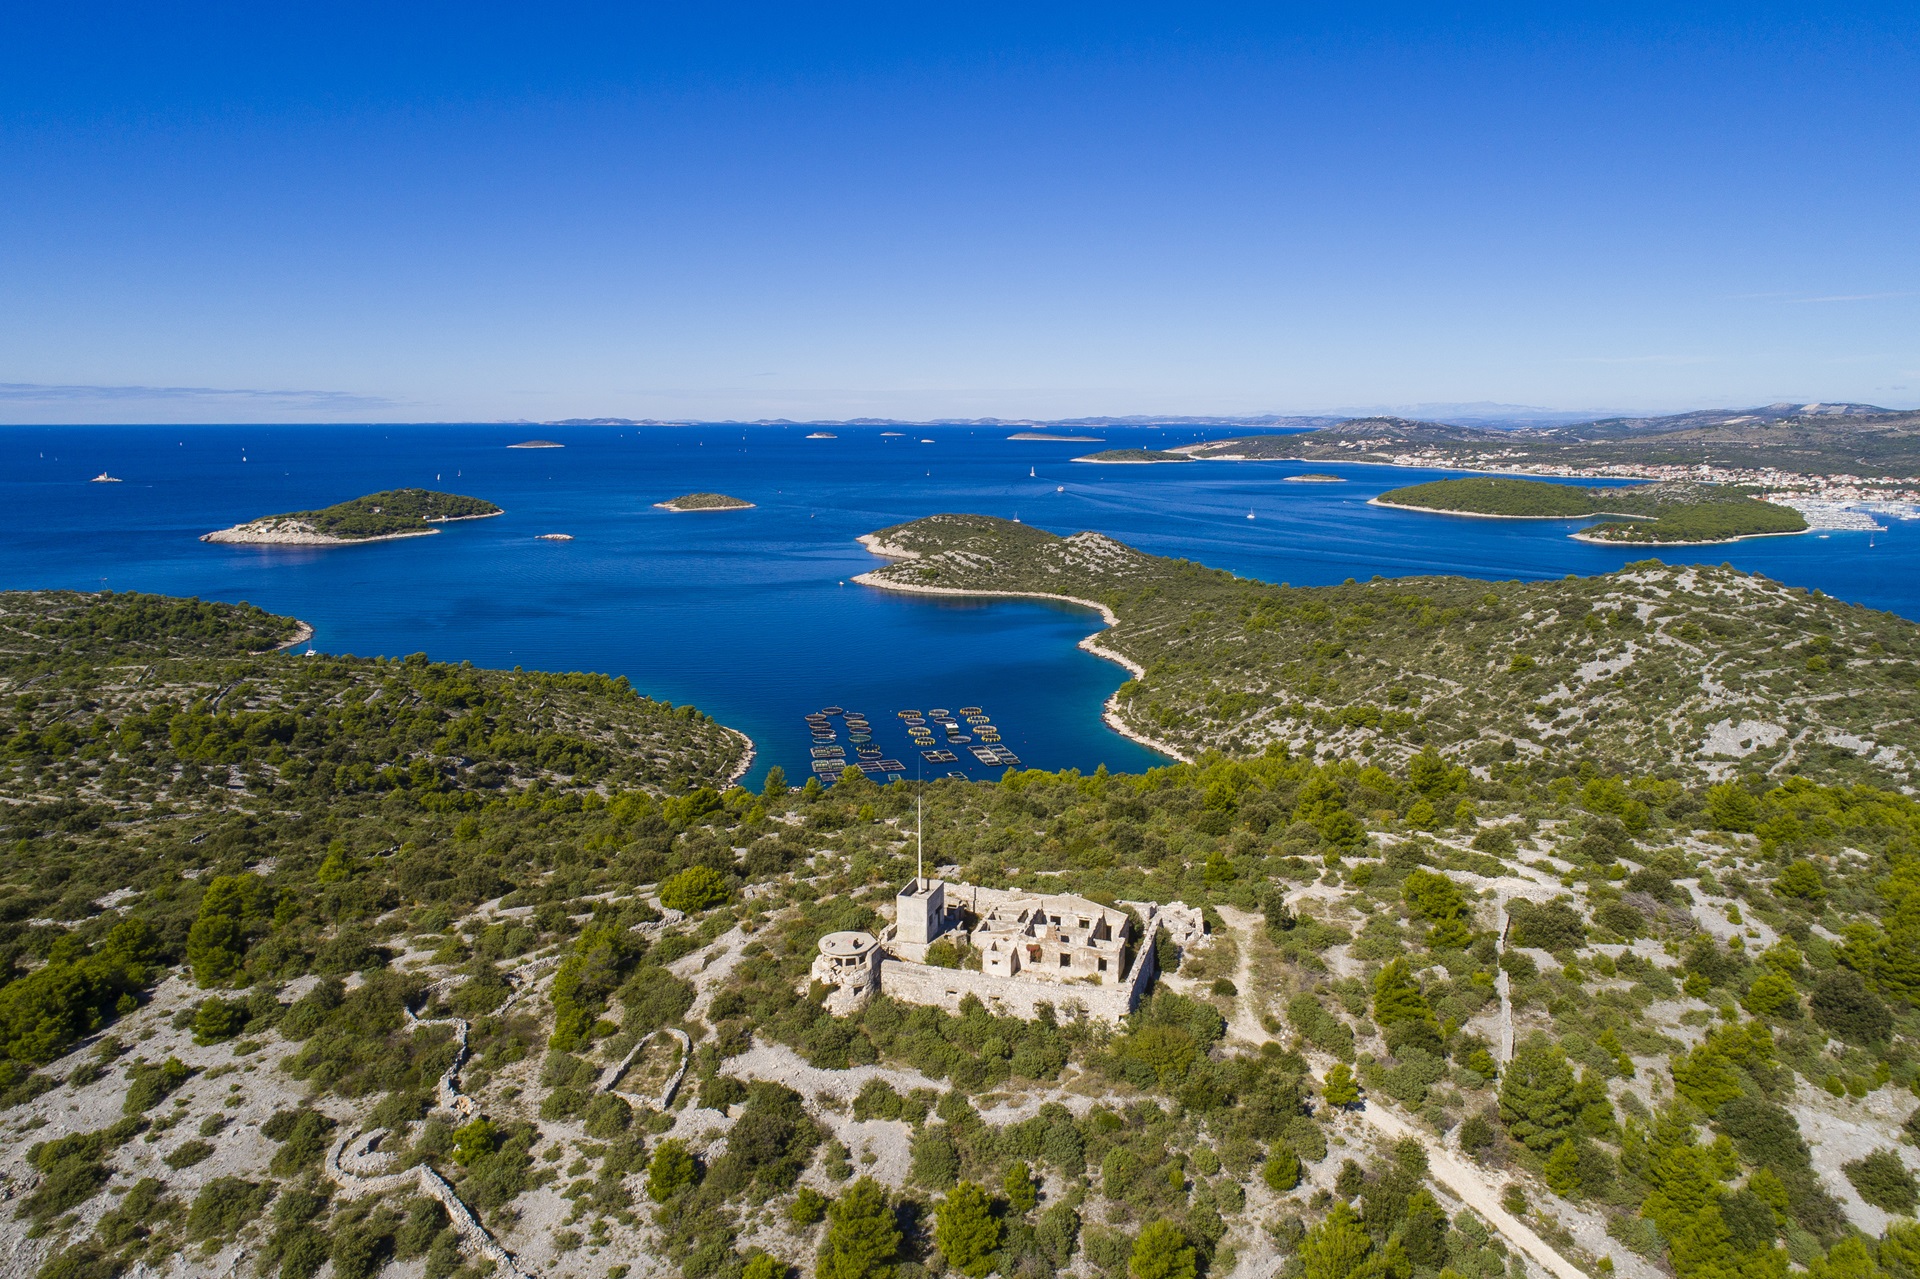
[165, 1139, 215, 1170]
[1845, 1150, 1918, 1213]
[186, 1177, 272, 1241]
[660, 866, 732, 914]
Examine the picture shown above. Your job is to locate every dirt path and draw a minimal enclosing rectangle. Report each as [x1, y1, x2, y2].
[1212, 910, 1588, 1279]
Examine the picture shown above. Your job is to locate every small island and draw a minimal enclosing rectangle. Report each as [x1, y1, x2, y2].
[1009, 432, 1104, 442]
[508, 439, 563, 449]
[202, 488, 503, 545]
[806, 431, 838, 439]
[1283, 473, 1345, 483]
[1374, 477, 1808, 544]
[1071, 448, 1193, 464]
[654, 492, 756, 513]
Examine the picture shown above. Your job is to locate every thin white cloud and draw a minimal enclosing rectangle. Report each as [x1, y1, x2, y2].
[0, 382, 395, 409]
[1795, 291, 1917, 304]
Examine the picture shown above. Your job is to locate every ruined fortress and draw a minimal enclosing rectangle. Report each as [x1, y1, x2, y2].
[811, 877, 1200, 1022]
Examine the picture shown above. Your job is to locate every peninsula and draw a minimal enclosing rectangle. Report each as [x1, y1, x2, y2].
[654, 492, 755, 512]
[856, 512, 1918, 783]
[201, 488, 502, 545]
[1071, 448, 1192, 464]
[1374, 477, 1808, 544]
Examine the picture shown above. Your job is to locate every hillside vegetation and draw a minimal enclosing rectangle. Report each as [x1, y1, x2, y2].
[9, 585, 1920, 1279]
[225, 489, 502, 541]
[1376, 478, 1809, 543]
[858, 514, 1920, 784]
[1184, 407, 1920, 480]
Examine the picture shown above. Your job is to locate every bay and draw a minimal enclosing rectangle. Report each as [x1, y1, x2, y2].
[3, 423, 1912, 788]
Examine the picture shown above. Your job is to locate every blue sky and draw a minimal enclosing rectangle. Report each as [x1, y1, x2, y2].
[1, 5, 1916, 422]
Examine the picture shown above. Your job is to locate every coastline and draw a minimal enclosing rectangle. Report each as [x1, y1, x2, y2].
[259, 620, 314, 654]
[1368, 495, 1814, 545]
[1568, 526, 1813, 547]
[202, 509, 502, 545]
[723, 728, 756, 787]
[203, 526, 442, 546]
[851, 536, 1192, 763]
[1366, 496, 1601, 521]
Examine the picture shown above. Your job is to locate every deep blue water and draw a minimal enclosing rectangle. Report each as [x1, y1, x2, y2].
[3, 423, 1914, 787]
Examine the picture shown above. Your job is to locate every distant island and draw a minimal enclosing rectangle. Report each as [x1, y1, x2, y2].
[1009, 432, 1104, 442]
[201, 488, 503, 545]
[508, 439, 563, 448]
[654, 492, 755, 512]
[1374, 476, 1809, 544]
[1284, 473, 1345, 483]
[806, 431, 837, 439]
[1070, 448, 1192, 464]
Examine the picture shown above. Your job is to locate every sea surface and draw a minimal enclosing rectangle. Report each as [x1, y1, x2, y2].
[3, 423, 1915, 788]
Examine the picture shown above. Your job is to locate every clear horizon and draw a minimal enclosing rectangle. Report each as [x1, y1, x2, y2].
[3, 5, 1916, 423]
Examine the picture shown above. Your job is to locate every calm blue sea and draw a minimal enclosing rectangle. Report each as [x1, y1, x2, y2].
[3, 423, 1914, 787]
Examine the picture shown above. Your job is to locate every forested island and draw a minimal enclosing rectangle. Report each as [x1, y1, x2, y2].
[201, 489, 502, 545]
[654, 493, 756, 512]
[1374, 477, 1810, 544]
[1071, 449, 1192, 464]
[10, 569, 1920, 1279]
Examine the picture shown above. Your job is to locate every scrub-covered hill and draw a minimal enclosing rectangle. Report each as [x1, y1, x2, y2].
[8, 584, 1920, 1279]
[856, 514, 1920, 786]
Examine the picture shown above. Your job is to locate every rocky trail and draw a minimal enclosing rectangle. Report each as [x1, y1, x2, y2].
[1210, 907, 1604, 1279]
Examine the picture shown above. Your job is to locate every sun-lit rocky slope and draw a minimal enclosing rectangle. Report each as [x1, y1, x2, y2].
[857, 514, 1920, 787]
[10, 586, 1920, 1279]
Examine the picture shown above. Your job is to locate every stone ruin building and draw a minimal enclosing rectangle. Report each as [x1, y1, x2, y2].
[810, 877, 1200, 1022]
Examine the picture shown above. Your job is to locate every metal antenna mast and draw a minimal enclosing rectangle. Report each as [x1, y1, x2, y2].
[916, 785, 924, 883]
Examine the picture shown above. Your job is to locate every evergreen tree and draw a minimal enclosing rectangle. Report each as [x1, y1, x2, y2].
[1263, 1145, 1301, 1193]
[1371, 959, 1435, 1029]
[1129, 1220, 1197, 1279]
[818, 1178, 901, 1279]
[1322, 1062, 1361, 1108]
[1002, 1161, 1037, 1216]
[1402, 870, 1472, 949]
[1498, 1035, 1579, 1153]
[1544, 1139, 1582, 1197]
[187, 874, 265, 988]
[1400, 1190, 1449, 1269]
[935, 1182, 1001, 1279]
[646, 1140, 697, 1202]
[1299, 1201, 1373, 1279]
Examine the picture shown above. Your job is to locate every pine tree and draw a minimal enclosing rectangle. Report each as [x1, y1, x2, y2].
[1129, 1220, 1197, 1279]
[1497, 1034, 1579, 1153]
[1263, 1145, 1301, 1193]
[1299, 1201, 1373, 1279]
[1322, 1062, 1361, 1108]
[818, 1177, 901, 1279]
[1372, 959, 1436, 1029]
[1400, 1189, 1449, 1268]
[935, 1182, 1002, 1279]
[1544, 1139, 1583, 1197]
[1002, 1161, 1037, 1215]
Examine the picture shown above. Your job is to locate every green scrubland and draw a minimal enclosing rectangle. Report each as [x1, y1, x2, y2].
[6, 576, 1920, 1279]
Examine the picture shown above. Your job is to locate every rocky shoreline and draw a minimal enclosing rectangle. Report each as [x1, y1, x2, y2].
[201, 510, 499, 545]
